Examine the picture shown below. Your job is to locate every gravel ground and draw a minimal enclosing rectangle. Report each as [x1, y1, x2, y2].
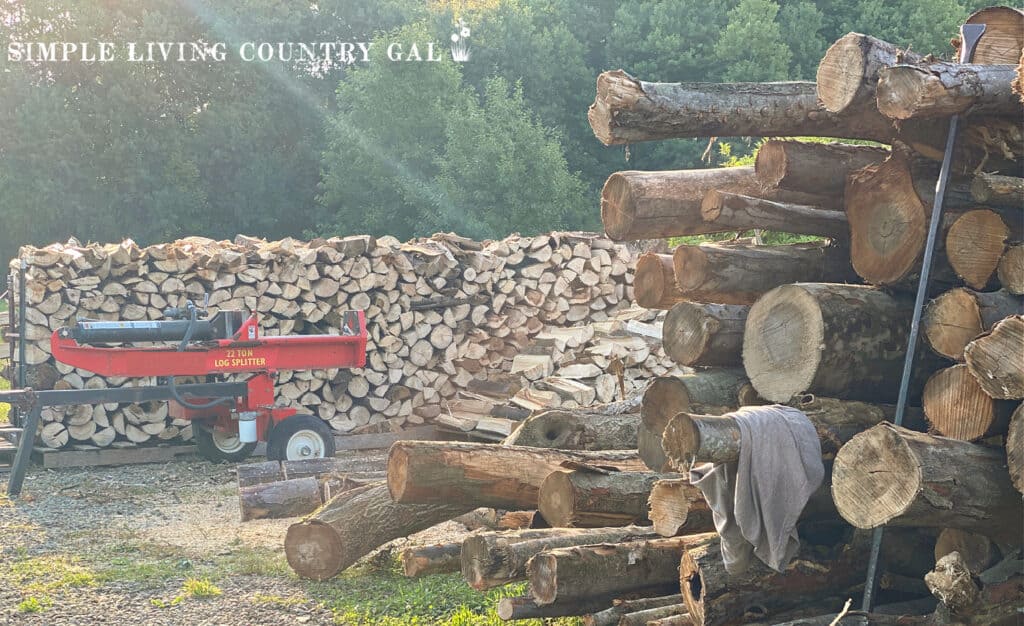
[0, 450, 471, 625]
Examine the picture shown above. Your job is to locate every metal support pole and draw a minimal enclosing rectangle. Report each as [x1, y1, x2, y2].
[860, 22, 986, 613]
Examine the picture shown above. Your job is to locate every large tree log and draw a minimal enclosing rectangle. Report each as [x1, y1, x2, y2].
[600, 167, 837, 241]
[998, 243, 1024, 295]
[662, 396, 924, 466]
[700, 191, 849, 242]
[831, 423, 1023, 542]
[239, 476, 322, 522]
[743, 283, 942, 403]
[946, 209, 1019, 289]
[754, 140, 889, 197]
[1007, 404, 1024, 494]
[635, 253, 688, 309]
[619, 605, 689, 626]
[584, 594, 684, 626]
[647, 477, 713, 537]
[284, 482, 472, 580]
[923, 288, 1022, 361]
[589, 71, 895, 144]
[970, 173, 1024, 209]
[639, 370, 746, 472]
[963, 6, 1024, 65]
[922, 364, 1015, 441]
[662, 302, 748, 367]
[964, 315, 1024, 399]
[876, 62, 1020, 119]
[461, 525, 657, 590]
[671, 242, 856, 305]
[497, 595, 614, 620]
[400, 542, 462, 577]
[538, 470, 672, 528]
[387, 441, 645, 510]
[504, 409, 639, 450]
[528, 534, 715, 607]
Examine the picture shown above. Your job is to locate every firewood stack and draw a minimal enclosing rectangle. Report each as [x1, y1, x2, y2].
[281, 8, 1024, 626]
[7, 231, 688, 448]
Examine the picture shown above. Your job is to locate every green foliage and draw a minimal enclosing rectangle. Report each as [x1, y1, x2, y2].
[17, 596, 51, 613]
[715, 0, 792, 81]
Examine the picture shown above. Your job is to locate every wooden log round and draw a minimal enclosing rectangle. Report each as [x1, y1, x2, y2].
[662, 302, 748, 367]
[671, 242, 857, 306]
[922, 364, 1014, 441]
[635, 253, 687, 310]
[816, 33, 924, 115]
[647, 477, 713, 538]
[754, 140, 889, 197]
[946, 209, 1014, 289]
[699, 190, 849, 242]
[538, 470, 669, 528]
[964, 314, 1024, 399]
[923, 288, 1022, 361]
[460, 526, 656, 590]
[831, 424, 1023, 542]
[504, 410, 639, 450]
[963, 6, 1024, 65]
[743, 283, 940, 403]
[638, 370, 745, 472]
[998, 243, 1024, 295]
[618, 604, 688, 626]
[875, 62, 1021, 120]
[400, 542, 462, 577]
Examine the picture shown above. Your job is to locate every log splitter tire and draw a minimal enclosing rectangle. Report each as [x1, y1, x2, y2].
[266, 414, 336, 461]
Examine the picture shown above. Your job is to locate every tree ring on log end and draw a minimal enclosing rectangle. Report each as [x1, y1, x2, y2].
[662, 415, 701, 464]
[923, 288, 983, 361]
[752, 141, 787, 190]
[459, 534, 490, 590]
[635, 253, 670, 308]
[832, 425, 921, 528]
[601, 173, 634, 240]
[662, 302, 715, 366]
[538, 471, 575, 527]
[945, 209, 1009, 289]
[671, 246, 708, 292]
[816, 33, 872, 113]
[284, 521, 344, 581]
[386, 445, 410, 502]
[742, 285, 823, 402]
[529, 553, 558, 605]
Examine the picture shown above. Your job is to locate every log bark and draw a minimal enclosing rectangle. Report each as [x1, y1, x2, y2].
[460, 525, 657, 590]
[584, 594, 684, 626]
[925, 550, 1024, 625]
[876, 62, 1020, 119]
[743, 283, 942, 403]
[662, 395, 925, 466]
[528, 534, 715, 607]
[934, 528, 1001, 574]
[619, 604, 689, 626]
[922, 364, 1015, 441]
[964, 315, 1024, 399]
[647, 477, 713, 538]
[923, 288, 1022, 361]
[600, 167, 836, 241]
[239, 476, 322, 522]
[635, 253, 688, 310]
[497, 595, 614, 620]
[831, 423, 1023, 542]
[504, 409, 639, 450]
[400, 542, 462, 577]
[1007, 404, 1024, 494]
[946, 209, 1018, 290]
[662, 302, 748, 367]
[387, 441, 646, 510]
[639, 370, 746, 472]
[998, 243, 1024, 295]
[589, 71, 896, 145]
[754, 140, 889, 197]
[672, 242, 857, 305]
[970, 173, 1024, 209]
[963, 6, 1024, 66]
[680, 533, 905, 626]
[816, 33, 924, 116]
[284, 482, 472, 580]
[538, 470, 672, 528]
[700, 191, 849, 242]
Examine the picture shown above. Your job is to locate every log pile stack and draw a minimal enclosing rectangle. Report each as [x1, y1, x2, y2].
[279, 9, 1023, 626]
[6, 232, 687, 448]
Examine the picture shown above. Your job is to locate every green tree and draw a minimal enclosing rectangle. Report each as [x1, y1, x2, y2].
[778, 1, 827, 79]
[714, 0, 792, 81]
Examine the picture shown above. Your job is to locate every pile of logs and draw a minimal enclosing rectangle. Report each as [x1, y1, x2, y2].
[279, 7, 1023, 626]
[6, 232, 688, 448]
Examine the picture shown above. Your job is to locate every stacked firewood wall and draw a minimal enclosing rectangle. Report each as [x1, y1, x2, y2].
[7, 231, 691, 448]
[280, 7, 1024, 626]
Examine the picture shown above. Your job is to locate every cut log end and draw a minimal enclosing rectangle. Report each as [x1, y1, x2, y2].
[816, 33, 876, 113]
[284, 520, 344, 581]
[635, 253, 684, 310]
[529, 553, 558, 605]
[923, 288, 985, 361]
[831, 425, 921, 529]
[998, 244, 1024, 295]
[601, 173, 635, 241]
[946, 209, 1010, 289]
[923, 365, 1007, 441]
[459, 535, 492, 590]
[742, 284, 823, 402]
[386, 445, 410, 502]
[537, 471, 574, 528]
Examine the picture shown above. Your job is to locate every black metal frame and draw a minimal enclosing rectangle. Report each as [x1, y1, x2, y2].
[0, 381, 248, 496]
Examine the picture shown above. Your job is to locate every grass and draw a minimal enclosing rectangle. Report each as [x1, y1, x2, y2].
[151, 577, 223, 608]
[0, 554, 98, 613]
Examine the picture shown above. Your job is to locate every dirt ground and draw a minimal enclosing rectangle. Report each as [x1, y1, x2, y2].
[0, 450, 477, 625]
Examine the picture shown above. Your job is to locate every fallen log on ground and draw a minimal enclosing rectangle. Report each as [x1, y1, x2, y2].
[400, 542, 462, 577]
[497, 595, 615, 621]
[284, 482, 473, 580]
[503, 409, 639, 450]
[742, 283, 942, 402]
[754, 139, 889, 197]
[699, 191, 848, 242]
[923, 288, 1021, 361]
[662, 302, 748, 368]
[239, 476, 322, 522]
[647, 477, 713, 537]
[528, 534, 716, 607]
[538, 470, 672, 528]
[832, 423, 1023, 542]
[639, 370, 745, 471]
[922, 364, 1015, 441]
[964, 315, 1024, 399]
[584, 594, 684, 626]
[875, 62, 1020, 120]
[461, 525, 657, 590]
